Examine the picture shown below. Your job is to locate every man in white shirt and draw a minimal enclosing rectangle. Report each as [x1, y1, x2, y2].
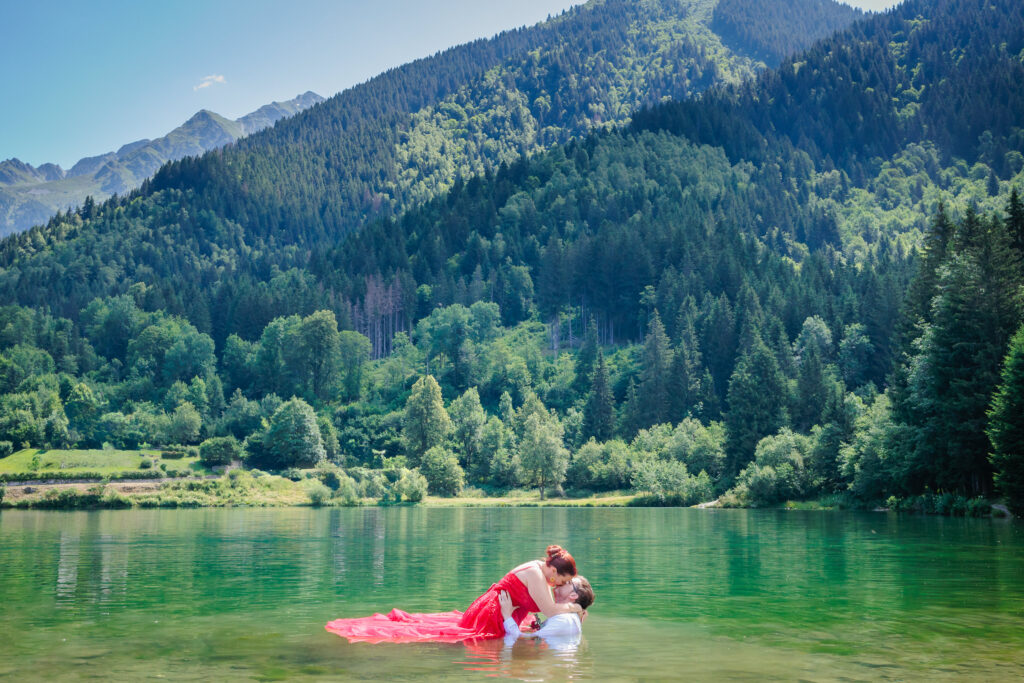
[499, 576, 594, 646]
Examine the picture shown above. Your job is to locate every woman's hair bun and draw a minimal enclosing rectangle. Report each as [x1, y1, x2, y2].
[546, 544, 565, 559]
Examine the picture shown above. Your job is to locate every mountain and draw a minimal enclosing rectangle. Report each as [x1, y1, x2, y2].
[0, 91, 323, 236]
[0, 0, 863, 321]
[0, 0, 1020, 505]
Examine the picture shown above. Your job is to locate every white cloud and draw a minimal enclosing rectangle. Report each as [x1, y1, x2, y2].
[193, 74, 227, 91]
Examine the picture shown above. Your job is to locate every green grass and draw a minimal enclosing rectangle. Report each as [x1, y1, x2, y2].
[0, 448, 209, 477]
[423, 492, 638, 507]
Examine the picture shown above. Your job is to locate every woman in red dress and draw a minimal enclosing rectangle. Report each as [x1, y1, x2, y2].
[325, 545, 583, 643]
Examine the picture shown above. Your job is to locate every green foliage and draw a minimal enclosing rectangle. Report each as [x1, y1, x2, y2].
[303, 478, 332, 506]
[251, 397, 326, 470]
[402, 375, 451, 466]
[728, 428, 814, 506]
[666, 418, 727, 481]
[711, 0, 863, 65]
[725, 339, 789, 478]
[166, 402, 202, 445]
[419, 445, 465, 497]
[567, 439, 632, 491]
[199, 436, 242, 467]
[988, 324, 1024, 516]
[448, 387, 487, 480]
[631, 459, 714, 505]
[518, 409, 569, 499]
[0, 441, 12, 457]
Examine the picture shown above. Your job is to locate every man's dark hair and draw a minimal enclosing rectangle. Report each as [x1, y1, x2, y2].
[574, 577, 594, 610]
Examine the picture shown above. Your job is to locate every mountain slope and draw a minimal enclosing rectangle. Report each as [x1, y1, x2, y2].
[0, 0, 863, 329]
[0, 92, 323, 236]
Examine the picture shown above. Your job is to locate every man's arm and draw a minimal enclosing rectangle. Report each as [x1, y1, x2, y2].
[499, 590, 539, 642]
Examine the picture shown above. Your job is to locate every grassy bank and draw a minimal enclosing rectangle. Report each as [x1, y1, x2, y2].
[1, 476, 639, 510]
[0, 448, 210, 482]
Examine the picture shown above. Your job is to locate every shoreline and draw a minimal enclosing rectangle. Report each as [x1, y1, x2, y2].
[0, 479, 1012, 518]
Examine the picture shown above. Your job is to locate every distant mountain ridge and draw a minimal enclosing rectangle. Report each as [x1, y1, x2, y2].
[0, 91, 323, 235]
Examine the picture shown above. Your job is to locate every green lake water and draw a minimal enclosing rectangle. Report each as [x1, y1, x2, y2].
[1, 507, 1022, 681]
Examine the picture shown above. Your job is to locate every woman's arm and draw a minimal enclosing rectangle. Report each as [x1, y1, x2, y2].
[515, 565, 582, 617]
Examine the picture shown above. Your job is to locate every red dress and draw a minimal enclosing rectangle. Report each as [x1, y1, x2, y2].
[325, 570, 539, 644]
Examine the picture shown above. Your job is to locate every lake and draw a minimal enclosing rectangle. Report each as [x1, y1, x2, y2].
[1, 507, 1022, 680]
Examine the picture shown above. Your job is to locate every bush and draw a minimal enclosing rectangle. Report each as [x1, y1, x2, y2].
[631, 459, 714, 506]
[160, 450, 186, 459]
[419, 446, 465, 496]
[567, 439, 632, 491]
[394, 468, 428, 503]
[199, 436, 242, 467]
[0, 483, 5, 504]
[333, 475, 360, 506]
[0, 441, 13, 458]
[315, 462, 345, 490]
[139, 457, 153, 469]
[303, 479, 332, 506]
[0, 469, 164, 483]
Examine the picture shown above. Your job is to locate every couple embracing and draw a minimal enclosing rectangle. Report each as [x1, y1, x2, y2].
[325, 545, 594, 644]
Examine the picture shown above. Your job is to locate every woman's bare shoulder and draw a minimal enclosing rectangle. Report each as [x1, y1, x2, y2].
[512, 559, 542, 577]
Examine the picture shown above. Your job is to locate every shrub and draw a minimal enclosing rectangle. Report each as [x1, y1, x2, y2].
[199, 436, 242, 467]
[280, 467, 306, 481]
[0, 483, 5, 504]
[315, 462, 345, 490]
[139, 458, 153, 470]
[567, 439, 632, 491]
[419, 446, 465, 496]
[333, 475, 360, 506]
[394, 468, 428, 503]
[728, 429, 813, 506]
[0, 441, 13, 458]
[161, 450, 186, 459]
[303, 479, 332, 506]
[631, 459, 714, 505]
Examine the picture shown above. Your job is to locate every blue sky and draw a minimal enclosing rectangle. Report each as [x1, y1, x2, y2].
[1, 0, 894, 169]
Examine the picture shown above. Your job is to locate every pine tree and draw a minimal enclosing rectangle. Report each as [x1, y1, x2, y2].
[639, 310, 673, 426]
[910, 212, 1023, 494]
[988, 323, 1024, 516]
[583, 349, 615, 442]
[573, 316, 600, 396]
[725, 338, 789, 478]
[619, 378, 642, 439]
[1006, 187, 1024, 259]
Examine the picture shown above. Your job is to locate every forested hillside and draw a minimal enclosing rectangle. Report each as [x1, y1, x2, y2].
[1, 0, 1022, 513]
[0, 0, 860, 323]
[0, 93, 323, 236]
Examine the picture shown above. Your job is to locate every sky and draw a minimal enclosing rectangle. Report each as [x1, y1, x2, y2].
[1, 0, 897, 169]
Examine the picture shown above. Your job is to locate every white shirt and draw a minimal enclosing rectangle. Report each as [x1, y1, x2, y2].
[503, 613, 582, 648]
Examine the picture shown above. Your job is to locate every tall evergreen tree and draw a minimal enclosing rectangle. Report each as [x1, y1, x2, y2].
[725, 338, 789, 478]
[573, 316, 600, 396]
[583, 349, 615, 442]
[639, 310, 673, 426]
[906, 211, 1023, 494]
[1006, 188, 1024, 259]
[988, 323, 1024, 516]
[619, 377, 642, 440]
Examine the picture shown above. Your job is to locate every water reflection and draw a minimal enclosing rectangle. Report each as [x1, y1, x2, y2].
[1, 508, 1022, 680]
[458, 635, 588, 679]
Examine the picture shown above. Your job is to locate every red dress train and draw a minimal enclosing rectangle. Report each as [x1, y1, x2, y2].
[325, 570, 540, 643]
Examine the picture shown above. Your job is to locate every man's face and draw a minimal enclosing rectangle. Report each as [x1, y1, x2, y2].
[553, 578, 580, 604]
